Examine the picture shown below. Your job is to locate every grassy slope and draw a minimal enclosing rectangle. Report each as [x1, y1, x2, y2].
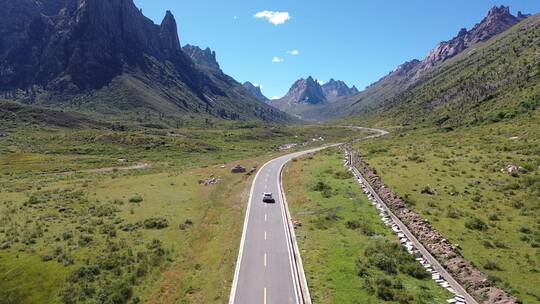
[0, 121, 365, 303]
[352, 112, 540, 303]
[283, 148, 450, 303]
[346, 14, 540, 129]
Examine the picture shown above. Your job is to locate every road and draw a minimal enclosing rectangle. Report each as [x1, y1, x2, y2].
[229, 147, 328, 304]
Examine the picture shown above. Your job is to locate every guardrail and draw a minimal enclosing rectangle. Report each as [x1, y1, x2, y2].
[344, 147, 479, 304]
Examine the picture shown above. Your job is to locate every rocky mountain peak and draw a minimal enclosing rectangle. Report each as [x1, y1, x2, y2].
[271, 76, 357, 107]
[321, 79, 359, 102]
[422, 5, 527, 71]
[182, 44, 220, 70]
[486, 5, 511, 18]
[279, 76, 326, 105]
[160, 10, 181, 52]
[243, 82, 268, 102]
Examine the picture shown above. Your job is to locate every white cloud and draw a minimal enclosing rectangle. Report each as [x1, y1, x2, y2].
[317, 80, 324, 85]
[287, 50, 300, 55]
[233, 15, 238, 20]
[254, 11, 290, 25]
[272, 56, 284, 63]
[253, 83, 263, 88]
[271, 96, 282, 100]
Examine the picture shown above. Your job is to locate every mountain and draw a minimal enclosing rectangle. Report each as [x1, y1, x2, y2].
[0, 0, 290, 124]
[346, 11, 540, 128]
[294, 6, 531, 120]
[269, 77, 357, 115]
[183, 44, 220, 70]
[243, 82, 269, 102]
[321, 79, 359, 102]
[278, 76, 326, 105]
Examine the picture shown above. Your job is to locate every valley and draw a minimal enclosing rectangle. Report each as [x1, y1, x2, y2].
[0, 1, 539, 304]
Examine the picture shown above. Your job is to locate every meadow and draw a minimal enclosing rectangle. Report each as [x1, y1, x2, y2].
[0, 122, 368, 304]
[352, 112, 540, 303]
[283, 148, 451, 304]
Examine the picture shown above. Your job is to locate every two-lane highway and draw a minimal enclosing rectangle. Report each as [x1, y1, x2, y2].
[229, 147, 327, 304]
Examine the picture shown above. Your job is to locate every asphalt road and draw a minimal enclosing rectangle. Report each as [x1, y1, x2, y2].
[229, 147, 328, 304]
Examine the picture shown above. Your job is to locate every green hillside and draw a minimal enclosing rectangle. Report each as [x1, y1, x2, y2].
[346, 14, 539, 128]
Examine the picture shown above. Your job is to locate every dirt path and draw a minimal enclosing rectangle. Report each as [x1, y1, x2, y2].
[81, 162, 151, 173]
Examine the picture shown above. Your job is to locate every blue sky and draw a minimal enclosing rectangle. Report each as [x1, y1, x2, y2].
[133, 0, 539, 99]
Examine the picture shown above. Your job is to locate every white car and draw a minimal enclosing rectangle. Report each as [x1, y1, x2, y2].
[262, 192, 275, 203]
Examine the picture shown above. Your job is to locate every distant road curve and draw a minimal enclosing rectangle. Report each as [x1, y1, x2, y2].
[229, 126, 388, 304]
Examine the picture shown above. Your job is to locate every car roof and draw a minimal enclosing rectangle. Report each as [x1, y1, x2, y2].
[263, 192, 272, 195]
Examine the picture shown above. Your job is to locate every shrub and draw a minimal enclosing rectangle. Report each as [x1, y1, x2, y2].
[488, 213, 500, 221]
[129, 195, 144, 203]
[334, 170, 353, 179]
[519, 225, 532, 234]
[69, 265, 100, 283]
[420, 186, 436, 195]
[484, 260, 502, 271]
[312, 181, 333, 198]
[78, 233, 93, 246]
[447, 207, 462, 219]
[346, 220, 361, 230]
[401, 263, 430, 279]
[465, 217, 488, 231]
[143, 217, 168, 229]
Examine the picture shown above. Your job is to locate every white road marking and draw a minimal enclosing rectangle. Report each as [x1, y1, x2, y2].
[264, 214, 267, 222]
[228, 159, 272, 304]
[264, 287, 267, 304]
[264, 231, 267, 240]
[264, 253, 267, 267]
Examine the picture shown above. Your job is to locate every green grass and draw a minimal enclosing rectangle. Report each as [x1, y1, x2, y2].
[283, 148, 450, 304]
[0, 120, 373, 303]
[352, 114, 540, 303]
[0, 155, 265, 303]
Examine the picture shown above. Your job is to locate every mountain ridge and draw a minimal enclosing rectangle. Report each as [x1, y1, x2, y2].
[0, 0, 290, 123]
[285, 5, 531, 120]
[243, 82, 269, 102]
[269, 76, 357, 115]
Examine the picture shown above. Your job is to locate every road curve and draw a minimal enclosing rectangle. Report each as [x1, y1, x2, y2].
[229, 146, 331, 304]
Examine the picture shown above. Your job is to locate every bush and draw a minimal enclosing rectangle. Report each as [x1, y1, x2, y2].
[312, 181, 333, 198]
[420, 186, 436, 195]
[334, 170, 353, 179]
[519, 225, 532, 234]
[346, 220, 361, 230]
[465, 217, 488, 231]
[143, 217, 168, 229]
[401, 263, 430, 279]
[129, 195, 144, 203]
[484, 260, 502, 271]
[78, 233, 93, 246]
[447, 207, 462, 219]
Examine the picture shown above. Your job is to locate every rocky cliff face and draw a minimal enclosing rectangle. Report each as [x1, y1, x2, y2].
[183, 44, 220, 70]
[242, 82, 268, 102]
[421, 6, 527, 71]
[321, 79, 359, 102]
[0, 0, 290, 123]
[277, 76, 326, 105]
[0, 0, 203, 91]
[270, 76, 358, 111]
